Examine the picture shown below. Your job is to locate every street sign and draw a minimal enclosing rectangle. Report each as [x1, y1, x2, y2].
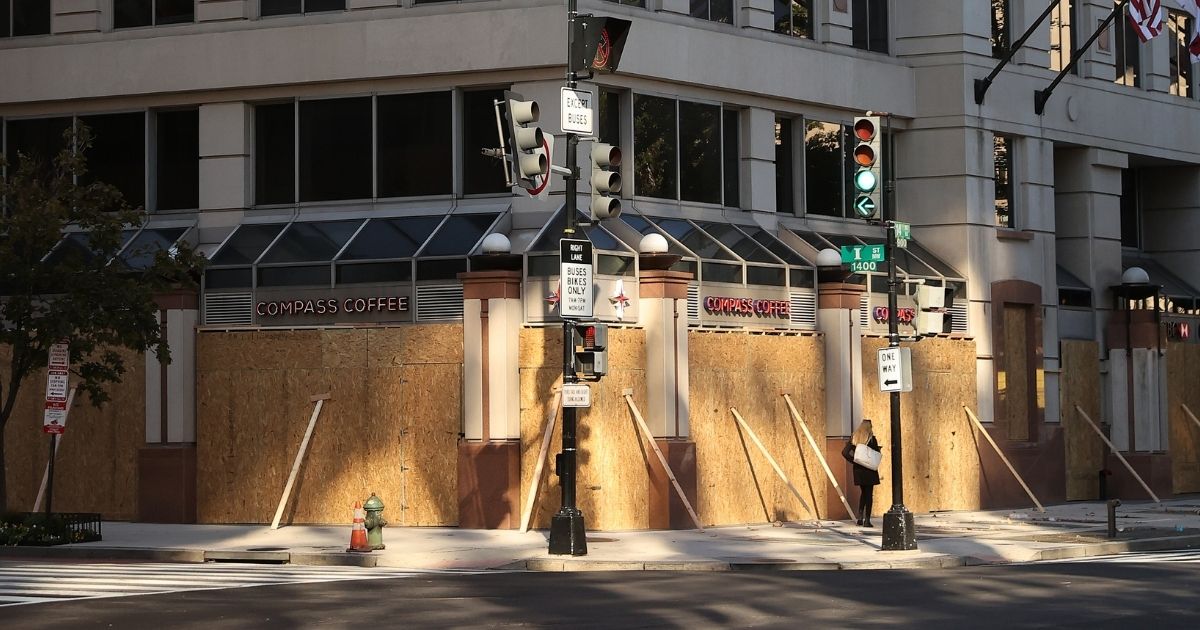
[840, 244, 885, 265]
[560, 87, 594, 135]
[849, 261, 878, 273]
[560, 239, 594, 318]
[878, 347, 913, 393]
[43, 340, 70, 434]
[894, 221, 911, 249]
[562, 384, 592, 408]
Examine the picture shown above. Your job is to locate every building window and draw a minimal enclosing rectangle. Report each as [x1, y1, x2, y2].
[254, 103, 295, 205]
[1049, 0, 1076, 72]
[1168, 11, 1194, 98]
[774, 0, 812, 38]
[1120, 169, 1140, 248]
[603, 0, 645, 6]
[852, 0, 888, 54]
[377, 92, 452, 199]
[113, 0, 194, 29]
[299, 98, 372, 202]
[79, 113, 147, 209]
[775, 118, 794, 214]
[598, 89, 622, 147]
[634, 95, 738, 206]
[991, 0, 1011, 59]
[993, 134, 1014, 228]
[4, 117, 72, 181]
[690, 0, 734, 24]
[804, 120, 849, 217]
[155, 108, 199, 211]
[260, 0, 343, 17]
[1115, 15, 1141, 87]
[1, 0, 50, 37]
[462, 89, 507, 196]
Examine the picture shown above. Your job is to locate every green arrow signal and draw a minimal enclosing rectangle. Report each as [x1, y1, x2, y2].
[854, 195, 877, 219]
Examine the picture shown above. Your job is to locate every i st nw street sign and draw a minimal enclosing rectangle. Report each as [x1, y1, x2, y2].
[560, 239, 594, 319]
[841, 244, 885, 273]
[878, 347, 913, 393]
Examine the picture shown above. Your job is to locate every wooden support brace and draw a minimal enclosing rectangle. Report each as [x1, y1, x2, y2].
[519, 387, 562, 533]
[1074, 405, 1161, 505]
[33, 385, 78, 513]
[730, 407, 813, 517]
[963, 406, 1046, 513]
[271, 393, 331, 530]
[1182, 404, 1200, 433]
[782, 394, 855, 522]
[623, 392, 704, 531]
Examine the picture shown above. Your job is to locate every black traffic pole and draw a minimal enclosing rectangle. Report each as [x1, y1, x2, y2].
[548, 0, 587, 556]
[44, 434, 57, 519]
[879, 112, 916, 551]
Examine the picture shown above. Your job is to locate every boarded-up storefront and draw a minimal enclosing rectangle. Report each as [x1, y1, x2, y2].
[1168, 342, 1200, 494]
[195, 325, 462, 525]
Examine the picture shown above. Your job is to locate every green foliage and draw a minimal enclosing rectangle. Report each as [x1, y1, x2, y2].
[0, 122, 206, 509]
[0, 512, 101, 546]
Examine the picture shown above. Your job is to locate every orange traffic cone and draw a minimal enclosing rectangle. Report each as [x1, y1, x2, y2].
[347, 501, 371, 553]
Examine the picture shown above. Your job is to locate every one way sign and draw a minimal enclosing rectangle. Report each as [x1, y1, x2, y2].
[878, 347, 913, 393]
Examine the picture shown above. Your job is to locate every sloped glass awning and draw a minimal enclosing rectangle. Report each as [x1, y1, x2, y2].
[43, 222, 194, 270]
[524, 206, 636, 276]
[204, 208, 506, 291]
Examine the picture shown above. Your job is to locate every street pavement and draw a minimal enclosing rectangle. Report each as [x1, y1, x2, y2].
[2, 498, 1199, 572]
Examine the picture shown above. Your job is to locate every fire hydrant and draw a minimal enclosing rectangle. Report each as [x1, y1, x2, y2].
[363, 493, 387, 550]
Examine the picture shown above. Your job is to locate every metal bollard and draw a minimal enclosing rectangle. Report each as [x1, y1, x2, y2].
[1107, 499, 1121, 538]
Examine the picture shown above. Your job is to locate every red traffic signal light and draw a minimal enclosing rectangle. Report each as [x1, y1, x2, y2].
[853, 144, 876, 167]
[853, 117, 877, 142]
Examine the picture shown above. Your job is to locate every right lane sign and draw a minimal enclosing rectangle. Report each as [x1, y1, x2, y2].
[878, 347, 913, 393]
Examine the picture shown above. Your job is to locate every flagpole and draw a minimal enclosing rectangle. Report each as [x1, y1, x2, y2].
[1036, 0, 1130, 114]
[975, 0, 1063, 104]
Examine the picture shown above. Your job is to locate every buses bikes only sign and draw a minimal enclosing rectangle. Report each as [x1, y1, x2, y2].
[560, 239, 593, 319]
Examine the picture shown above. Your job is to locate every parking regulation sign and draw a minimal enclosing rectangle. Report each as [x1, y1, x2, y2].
[43, 341, 70, 434]
[560, 239, 593, 318]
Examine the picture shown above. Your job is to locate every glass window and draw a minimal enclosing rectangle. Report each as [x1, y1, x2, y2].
[260, 220, 362, 264]
[45, 230, 138, 267]
[852, 0, 888, 54]
[156, 109, 199, 211]
[377, 92, 453, 198]
[113, 0, 193, 28]
[1120, 169, 1140, 248]
[1049, 0, 1076, 72]
[1115, 15, 1141, 87]
[261, 0, 341, 17]
[679, 101, 721, 204]
[6, 0, 50, 36]
[602, 0, 645, 6]
[462, 89, 508, 195]
[633, 95, 677, 199]
[598, 89, 621, 147]
[743, 227, 811, 266]
[258, 265, 330, 287]
[299, 98, 372, 202]
[993, 134, 1013, 228]
[723, 109, 740, 208]
[774, 0, 812, 38]
[653, 218, 736, 260]
[618, 214, 692, 259]
[340, 216, 442, 261]
[337, 262, 412, 285]
[421, 213, 498, 256]
[255, 103, 295, 205]
[991, 0, 1010, 59]
[775, 118, 794, 214]
[693, 221, 777, 263]
[805, 120, 845, 217]
[210, 224, 286, 266]
[120, 227, 186, 270]
[4, 116, 71, 179]
[79, 113, 146, 209]
[1168, 11, 1194, 98]
[690, 0, 733, 24]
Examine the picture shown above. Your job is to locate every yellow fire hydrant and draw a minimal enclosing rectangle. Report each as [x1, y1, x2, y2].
[363, 493, 387, 550]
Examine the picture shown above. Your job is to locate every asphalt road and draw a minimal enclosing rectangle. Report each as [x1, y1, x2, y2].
[3, 556, 1198, 629]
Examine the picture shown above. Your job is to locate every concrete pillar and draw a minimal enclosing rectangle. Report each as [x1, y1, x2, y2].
[138, 289, 199, 523]
[197, 0, 249, 22]
[741, 0, 774, 32]
[197, 102, 252, 245]
[457, 263, 522, 528]
[817, 279, 863, 521]
[741, 107, 777, 214]
[53, 0, 101, 34]
[818, 0, 853, 46]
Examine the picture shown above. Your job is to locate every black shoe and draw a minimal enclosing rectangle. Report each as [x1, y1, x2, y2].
[855, 518, 863, 526]
[864, 521, 874, 528]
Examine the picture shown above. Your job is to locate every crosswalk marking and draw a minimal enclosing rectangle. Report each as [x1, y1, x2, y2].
[1042, 549, 1200, 564]
[0, 562, 465, 607]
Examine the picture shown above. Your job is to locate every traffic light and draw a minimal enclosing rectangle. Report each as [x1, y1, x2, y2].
[590, 143, 622, 220]
[503, 90, 548, 189]
[851, 116, 882, 220]
[571, 17, 632, 77]
[573, 322, 609, 379]
[913, 283, 955, 336]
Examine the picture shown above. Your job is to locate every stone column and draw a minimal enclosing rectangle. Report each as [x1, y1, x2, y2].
[639, 257, 697, 529]
[817, 278, 864, 521]
[741, 107, 778, 214]
[138, 289, 199, 523]
[819, 0, 853, 46]
[53, 0, 101, 34]
[457, 259, 522, 528]
[197, 102, 252, 245]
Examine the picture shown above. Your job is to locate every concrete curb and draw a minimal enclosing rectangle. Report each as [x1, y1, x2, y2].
[0, 546, 206, 563]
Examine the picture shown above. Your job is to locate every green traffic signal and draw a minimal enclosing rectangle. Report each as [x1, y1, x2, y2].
[854, 169, 877, 193]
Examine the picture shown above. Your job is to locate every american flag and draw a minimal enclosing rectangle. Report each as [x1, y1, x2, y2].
[1128, 0, 1165, 42]
[1175, 0, 1200, 61]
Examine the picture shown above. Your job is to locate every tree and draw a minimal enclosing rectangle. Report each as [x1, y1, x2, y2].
[0, 123, 205, 510]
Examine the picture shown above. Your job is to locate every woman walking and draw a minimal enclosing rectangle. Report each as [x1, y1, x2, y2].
[842, 419, 882, 527]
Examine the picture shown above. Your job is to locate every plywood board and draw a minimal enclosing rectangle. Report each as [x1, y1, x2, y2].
[1167, 342, 1200, 493]
[860, 338, 980, 516]
[196, 325, 463, 525]
[1061, 340, 1105, 500]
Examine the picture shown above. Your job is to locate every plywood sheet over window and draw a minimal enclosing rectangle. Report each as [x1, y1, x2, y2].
[1001, 305, 1031, 441]
[1168, 342, 1200, 493]
[195, 326, 462, 525]
[1061, 340, 1104, 501]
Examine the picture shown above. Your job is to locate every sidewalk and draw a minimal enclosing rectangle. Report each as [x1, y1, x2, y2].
[3, 499, 1199, 571]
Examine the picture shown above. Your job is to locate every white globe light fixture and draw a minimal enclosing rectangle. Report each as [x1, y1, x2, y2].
[480, 233, 512, 255]
[638, 233, 669, 254]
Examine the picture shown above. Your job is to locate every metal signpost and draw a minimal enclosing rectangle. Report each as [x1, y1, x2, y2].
[41, 341, 70, 518]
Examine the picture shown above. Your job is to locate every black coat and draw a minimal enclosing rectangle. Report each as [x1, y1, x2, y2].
[842, 436, 881, 487]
